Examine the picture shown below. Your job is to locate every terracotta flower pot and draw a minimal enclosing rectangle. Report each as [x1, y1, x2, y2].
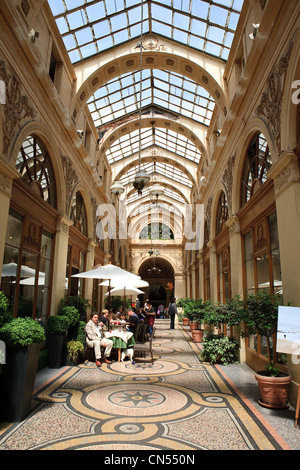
[189, 321, 198, 330]
[254, 371, 292, 409]
[182, 318, 189, 326]
[191, 329, 203, 343]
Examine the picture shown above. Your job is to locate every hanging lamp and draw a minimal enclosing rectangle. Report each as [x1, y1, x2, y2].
[133, 0, 150, 195]
[110, 180, 125, 197]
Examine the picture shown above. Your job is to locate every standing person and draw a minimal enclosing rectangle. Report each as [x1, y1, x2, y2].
[157, 303, 164, 319]
[168, 296, 178, 329]
[85, 312, 113, 367]
[144, 300, 156, 338]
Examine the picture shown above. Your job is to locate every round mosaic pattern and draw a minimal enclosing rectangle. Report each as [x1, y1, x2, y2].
[109, 360, 179, 375]
[86, 383, 187, 416]
[110, 389, 165, 408]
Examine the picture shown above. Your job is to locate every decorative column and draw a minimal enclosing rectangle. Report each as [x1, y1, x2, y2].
[207, 239, 217, 303]
[50, 215, 72, 316]
[174, 272, 185, 300]
[85, 238, 97, 304]
[268, 150, 300, 406]
[197, 250, 204, 300]
[268, 151, 300, 306]
[0, 161, 18, 277]
[226, 214, 243, 298]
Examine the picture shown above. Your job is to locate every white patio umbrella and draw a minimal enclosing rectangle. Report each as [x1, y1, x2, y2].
[99, 278, 148, 288]
[71, 264, 140, 281]
[105, 285, 145, 307]
[105, 286, 145, 297]
[71, 264, 141, 307]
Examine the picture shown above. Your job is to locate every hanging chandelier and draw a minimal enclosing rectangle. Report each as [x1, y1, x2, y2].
[133, 0, 150, 195]
[147, 257, 162, 275]
[149, 184, 164, 203]
[110, 180, 125, 197]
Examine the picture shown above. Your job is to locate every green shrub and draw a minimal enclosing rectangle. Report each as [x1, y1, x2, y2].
[46, 315, 69, 335]
[58, 296, 91, 321]
[58, 305, 80, 327]
[0, 291, 12, 328]
[67, 340, 84, 363]
[201, 334, 239, 365]
[0, 317, 45, 347]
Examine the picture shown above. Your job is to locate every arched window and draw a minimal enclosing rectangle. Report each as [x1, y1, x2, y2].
[16, 135, 56, 208]
[139, 222, 174, 240]
[216, 191, 228, 235]
[241, 133, 272, 206]
[70, 191, 87, 236]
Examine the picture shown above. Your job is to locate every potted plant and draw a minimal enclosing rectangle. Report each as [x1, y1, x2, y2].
[242, 290, 291, 409]
[0, 316, 45, 422]
[66, 339, 84, 365]
[177, 298, 192, 326]
[186, 301, 198, 330]
[201, 332, 239, 364]
[46, 315, 69, 369]
[57, 295, 91, 322]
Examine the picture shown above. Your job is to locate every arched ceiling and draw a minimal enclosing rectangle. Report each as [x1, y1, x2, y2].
[48, 0, 244, 227]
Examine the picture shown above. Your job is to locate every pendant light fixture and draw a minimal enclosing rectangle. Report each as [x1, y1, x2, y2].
[133, 0, 150, 195]
[110, 180, 125, 198]
[149, 184, 164, 203]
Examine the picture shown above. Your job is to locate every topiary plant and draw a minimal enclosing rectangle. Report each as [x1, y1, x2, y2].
[46, 315, 69, 335]
[57, 305, 80, 328]
[0, 317, 45, 347]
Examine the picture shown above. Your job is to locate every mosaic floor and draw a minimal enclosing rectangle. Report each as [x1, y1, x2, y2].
[0, 320, 291, 451]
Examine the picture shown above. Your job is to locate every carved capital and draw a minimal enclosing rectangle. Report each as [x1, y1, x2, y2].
[226, 214, 240, 236]
[268, 150, 300, 196]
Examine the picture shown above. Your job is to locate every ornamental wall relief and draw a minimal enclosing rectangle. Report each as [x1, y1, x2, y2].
[0, 60, 36, 158]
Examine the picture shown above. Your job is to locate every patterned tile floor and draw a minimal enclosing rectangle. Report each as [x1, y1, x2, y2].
[0, 319, 298, 453]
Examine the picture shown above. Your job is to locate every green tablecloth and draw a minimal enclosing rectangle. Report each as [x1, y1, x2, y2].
[109, 335, 135, 349]
[105, 331, 135, 350]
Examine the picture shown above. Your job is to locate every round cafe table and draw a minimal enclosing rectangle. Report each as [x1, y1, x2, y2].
[104, 330, 135, 362]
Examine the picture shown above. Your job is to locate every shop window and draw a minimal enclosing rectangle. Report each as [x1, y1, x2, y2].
[243, 214, 284, 365]
[203, 260, 210, 301]
[217, 247, 231, 303]
[1, 211, 53, 323]
[16, 135, 56, 208]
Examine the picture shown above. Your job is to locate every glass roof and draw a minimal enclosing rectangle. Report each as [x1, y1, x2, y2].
[48, 0, 244, 211]
[119, 160, 193, 188]
[48, 0, 243, 63]
[88, 69, 214, 129]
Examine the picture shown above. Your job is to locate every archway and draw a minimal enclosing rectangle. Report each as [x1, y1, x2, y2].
[138, 257, 174, 311]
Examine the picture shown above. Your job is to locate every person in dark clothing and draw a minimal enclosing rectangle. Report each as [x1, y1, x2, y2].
[167, 296, 178, 329]
[126, 308, 139, 333]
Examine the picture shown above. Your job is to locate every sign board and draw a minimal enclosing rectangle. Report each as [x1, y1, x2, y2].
[277, 306, 300, 355]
